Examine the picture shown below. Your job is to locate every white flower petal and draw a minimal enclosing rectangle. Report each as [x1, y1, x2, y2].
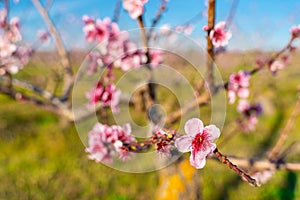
[175, 136, 193, 152]
[184, 118, 204, 136]
[190, 151, 207, 169]
[205, 125, 220, 142]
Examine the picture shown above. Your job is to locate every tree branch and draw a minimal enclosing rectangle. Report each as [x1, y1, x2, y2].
[268, 89, 300, 161]
[222, 156, 300, 172]
[31, 0, 74, 100]
[206, 0, 216, 94]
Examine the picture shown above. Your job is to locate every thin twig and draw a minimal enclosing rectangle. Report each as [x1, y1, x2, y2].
[213, 148, 259, 187]
[223, 155, 300, 172]
[137, 15, 156, 106]
[268, 89, 300, 161]
[147, 0, 168, 40]
[225, 0, 239, 28]
[112, 0, 121, 23]
[31, 0, 74, 100]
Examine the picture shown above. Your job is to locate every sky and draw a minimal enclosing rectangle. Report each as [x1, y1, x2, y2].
[7, 0, 300, 51]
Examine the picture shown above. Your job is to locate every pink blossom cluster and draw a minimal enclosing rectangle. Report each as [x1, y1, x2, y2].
[203, 21, 232, 48]
[227, 70, 251, 104]
[86, 81, 121, 113]
[122, 0, 148, 19]
[83, 16, 163, 72]
[86, 123, 135, 163]
[237, 100, 262, 132]
[0, 10, 32, 75]
[152, 129, 176, 156]
[175, 118, 220, 169]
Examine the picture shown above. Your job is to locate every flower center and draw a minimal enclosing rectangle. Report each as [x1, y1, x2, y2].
[214, 29, 225, 41]
[191, 131, 208, 152]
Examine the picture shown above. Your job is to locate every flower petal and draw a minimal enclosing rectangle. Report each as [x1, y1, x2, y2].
[205, 125, 221, 142]
[184, 118, 204, 136]
[190, 151, 207, 169]
[175, 135, 193, 152]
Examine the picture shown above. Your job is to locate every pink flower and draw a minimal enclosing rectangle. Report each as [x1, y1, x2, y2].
[149, 49, 163, 67]
[82, 16, 148, 73]
[123, 0, 148, 19]
[86, 82, 121, 113]
[183, 24, 194, 35]
[252, 169, 274, 185]
[86, 123, 135, 163]
[114, 41, 147, 71]
[175, 118, 220, 169]
[227, 70, 251, 104]
[290, 24, 300, 39]
[7, 17, 21, 42]
[209, 21, 232, 48]
[37, 29, 50, 44]
[237, 100, 262, 132]
[82, 15, 109, 43]
[237, 99, 251, 113]
[269, 60, 285, 74]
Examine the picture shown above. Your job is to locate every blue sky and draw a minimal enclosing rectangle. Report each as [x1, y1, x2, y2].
[8, 0, 300, 51]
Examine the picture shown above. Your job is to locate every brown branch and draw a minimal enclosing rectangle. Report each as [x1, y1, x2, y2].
[147, 0, 168, 40]
[112, 0, 121, 23]
[213, 148, 259, 187]
[225, 0, 239, 28]
[0, 84, 73, 119]
[206, 0, 216, 94]
[11, 78, 60, 102]
[31, 0, 74, 100]
[268, 89, 300, 161]
[217, 37, 295, 92]
[223, 156, 300, 172]
[137, 15, 156, 109]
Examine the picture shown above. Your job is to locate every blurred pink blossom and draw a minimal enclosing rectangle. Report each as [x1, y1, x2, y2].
[269, 60, 285, 75]
[86, 82, 121, 113]
[82, 15, 110, 43]
[86, 123, 135, 163]
[7, 17, 21, 42]
[209, 21, 232, 48]
[237, 100, 262, 132]
[0, 12, 32, 76]
[37, 29, 50, 44]
[122, 0, 148, 19]
[227, 70, 251, 104]
[290, 24, 300, 39]
[83, 16, 156, 73]
[252, 169, 274, 185]
[175, 118, 220, 169]
[149, 49, 163, 67]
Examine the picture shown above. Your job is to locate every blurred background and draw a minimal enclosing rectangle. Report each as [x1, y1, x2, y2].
[1, 0, 300, 199]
